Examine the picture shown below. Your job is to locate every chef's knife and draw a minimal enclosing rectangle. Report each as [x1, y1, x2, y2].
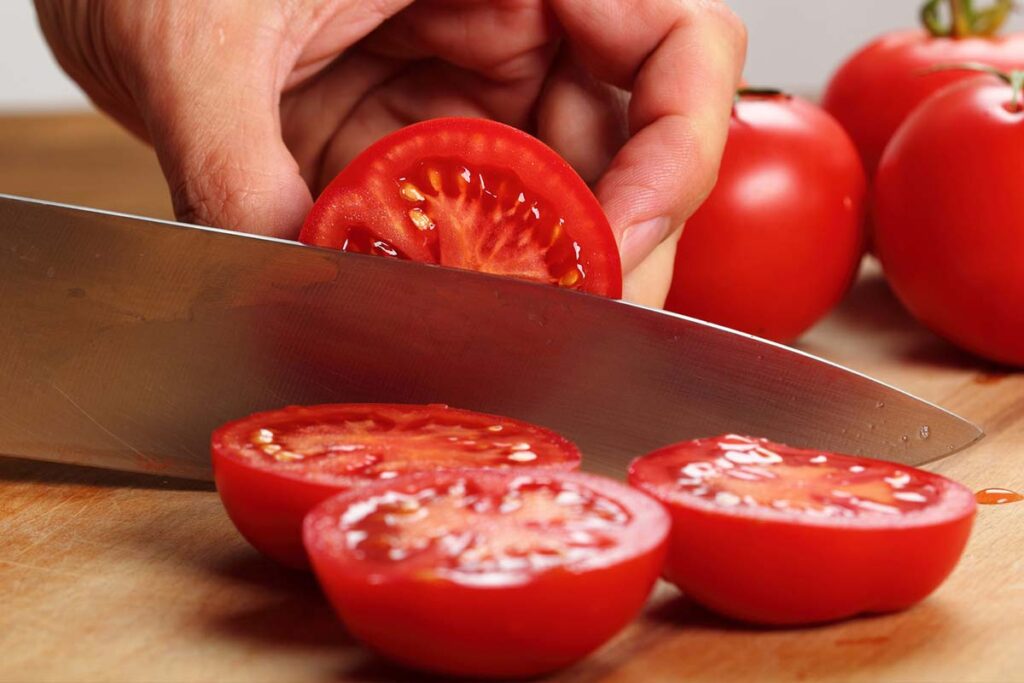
[0, 194, 982, 481]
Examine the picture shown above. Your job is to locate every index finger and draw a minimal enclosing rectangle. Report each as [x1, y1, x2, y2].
[550, 0, 747, 273]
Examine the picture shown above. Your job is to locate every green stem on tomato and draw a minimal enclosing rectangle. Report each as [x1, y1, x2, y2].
[926, 63, 1024, 110]
[920, 0, 1015, 37]
[1009, 71, 1024, 111]
[734, 88, 789, 105]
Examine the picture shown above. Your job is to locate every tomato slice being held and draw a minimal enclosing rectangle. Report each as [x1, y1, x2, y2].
[300, 117, 622, 298]
[629, 435, 975, 625]
[303, 469, 668, 678]
[212, 403, 581, 568]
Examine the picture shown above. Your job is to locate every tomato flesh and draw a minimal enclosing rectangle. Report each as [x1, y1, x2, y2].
[212, 404, 580, 568]
[629, 435, 975, 625]
[300, 118, 621, 297]
[304, 469, 669, 677]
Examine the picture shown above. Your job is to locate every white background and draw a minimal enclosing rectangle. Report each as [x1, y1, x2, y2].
[2, 1, 1021, 110]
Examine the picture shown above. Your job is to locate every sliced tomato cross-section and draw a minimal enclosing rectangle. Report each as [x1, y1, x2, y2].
[299, 117, 622, 297]
[211, 403, 580, 568]
[303, 469, 669, 678]
[629, 434, 976, 625]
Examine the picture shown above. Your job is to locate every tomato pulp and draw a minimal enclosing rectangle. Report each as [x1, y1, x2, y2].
[212, 404, 581, 568]
[874, 74, 1024, 367]
[303, 469, 669, 678]
[629, 435, 975, 625]
[664, 93, 865, 342]
[300, 117, 622, 297]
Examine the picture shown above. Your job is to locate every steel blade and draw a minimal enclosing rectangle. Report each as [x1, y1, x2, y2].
[0, 195, 982, 480]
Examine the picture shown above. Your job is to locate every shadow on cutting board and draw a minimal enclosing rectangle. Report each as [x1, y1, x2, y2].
[0, 453, 213, 491]
[209, 553, 455, 682]
[640, 593, 956, 678]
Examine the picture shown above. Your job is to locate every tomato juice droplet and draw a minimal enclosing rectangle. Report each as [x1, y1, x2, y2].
[975, 488, 1023, 505]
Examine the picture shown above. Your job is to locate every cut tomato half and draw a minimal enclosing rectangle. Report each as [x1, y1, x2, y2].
[211, 403, 580, 568]
[629, 434, 975, 625]
[299, 117, 622, 297]
[303, 469, 669, 678]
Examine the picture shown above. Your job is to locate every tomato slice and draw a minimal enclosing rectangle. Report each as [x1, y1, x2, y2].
[629, 435, 976, 625]
[212, 403, 580, 568]
[303, 469, 669, 678]
[299, 117, 622, 297]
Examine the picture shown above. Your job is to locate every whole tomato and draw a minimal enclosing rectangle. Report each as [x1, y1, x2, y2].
[664, 92, 865, 343]
[823, 0, 1024, 178]
[874, 70, 1024, 367]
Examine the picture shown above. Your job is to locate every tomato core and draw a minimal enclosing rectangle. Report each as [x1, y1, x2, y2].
[322, 158, 591, 288]
[228, 405, 578, 483]
[654, 434, 942, 518]
[330, 475, 630, 582]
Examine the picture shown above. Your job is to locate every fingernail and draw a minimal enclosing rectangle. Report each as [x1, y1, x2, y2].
[620, 217, 672, 273]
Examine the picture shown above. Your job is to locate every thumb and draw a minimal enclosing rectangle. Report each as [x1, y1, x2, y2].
[136, 26, 311, 237]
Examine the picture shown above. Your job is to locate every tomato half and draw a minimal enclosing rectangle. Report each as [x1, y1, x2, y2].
[299, 117, 622, 297]
[303, 469, 669, 678]
[874, 74, 1024, 367]
[629, 435, 975, 625]
[212, 404, 581, 568]
[823, 19, 1024, 178]
[664, 93, 865, 342]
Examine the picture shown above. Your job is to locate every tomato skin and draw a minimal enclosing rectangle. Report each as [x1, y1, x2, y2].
[629, 437, 976, 625]
[823, 30, 1024, 179]
[653, 496, 973, 625]
[300, 117, 622, 298]
[212, 451, 339, 570]
[664, 95, 865, 342]
[874, 77, 1024, 367]
[303, 469, 669, 678]
[211, 404, 581, 569]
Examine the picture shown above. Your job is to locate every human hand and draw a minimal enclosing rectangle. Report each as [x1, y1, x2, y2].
[36, 0, 745, 306]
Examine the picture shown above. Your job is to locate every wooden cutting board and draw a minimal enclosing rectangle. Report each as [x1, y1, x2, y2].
[1, 113, 1022, 683]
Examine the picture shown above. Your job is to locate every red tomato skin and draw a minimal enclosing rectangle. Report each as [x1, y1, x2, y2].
[628, 439, 976, 625]
[304, 470, 669, 678]
[874, 77, 1024, 367]
[211, 404, 581, 569]
[653, 500, 973, 625]
[664, 96, 865, 342]
[823, 30, 1024, 178]
[300, 117, 622, 298]
[319, 549, 664, 678]
[212, 452, 339, 569]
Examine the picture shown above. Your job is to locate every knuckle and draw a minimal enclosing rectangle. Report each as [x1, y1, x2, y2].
[169, 155, 253, 229]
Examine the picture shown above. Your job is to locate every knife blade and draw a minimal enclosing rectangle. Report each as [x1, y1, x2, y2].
[0, 194, 982, 481]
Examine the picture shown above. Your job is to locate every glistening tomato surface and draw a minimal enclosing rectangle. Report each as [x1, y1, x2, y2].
[211, 404, 580, 568]
[629, 435, 975, 625]
[664, 93, 865, 342]
[874, 75, 1024, 367]
[303, 469, 669, 678]
[823, 29, 1024, 178]
[300, 117, 622, 297]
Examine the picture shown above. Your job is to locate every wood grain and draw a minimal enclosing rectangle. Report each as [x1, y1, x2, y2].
[1, 113, 1022, 683]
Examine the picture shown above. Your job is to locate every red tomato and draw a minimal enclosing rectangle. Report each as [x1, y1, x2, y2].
[300, 117, 622, 297]
[303, 469, 669, 678]
[823, 6, 1024, 178]
[629, 435, 975, 625]
[664, 93, 865, 342]
[212, 404, 581, 568]
[874, 73, 1024, 367]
